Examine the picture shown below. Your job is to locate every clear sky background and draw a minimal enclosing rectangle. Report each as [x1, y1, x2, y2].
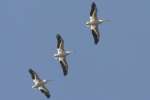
[0, 0, 150, 100]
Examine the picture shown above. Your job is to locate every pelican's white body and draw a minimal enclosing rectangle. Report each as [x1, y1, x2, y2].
[54, 49, 71, 58]
[86, 18, 104, 26]
[32, 79, 48, 89]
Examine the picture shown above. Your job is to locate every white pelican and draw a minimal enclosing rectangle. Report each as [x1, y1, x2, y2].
[28, 68, 51, 98]
[86, 2, 108, 44]
[54, 34, 71, 76]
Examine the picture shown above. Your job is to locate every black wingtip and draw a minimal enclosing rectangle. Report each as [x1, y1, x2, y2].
[63, 71, 68, 76]
[56, 33, 63, 48]
[28, 68, 33, 73]
[90, 2, 96, 16]
[94, 39, 99, 45]
[92, 2, 96, 10]
[40, 89, 50, 99]
[56, 33, 61, 39]
[92, 2, 96, 7]
[91, 30, 99, 45]
[46, 94, 50, 99]
[60, 61, 68, 76]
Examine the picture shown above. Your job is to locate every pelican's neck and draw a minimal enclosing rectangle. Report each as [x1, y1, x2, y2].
[43, 80, 48, 84]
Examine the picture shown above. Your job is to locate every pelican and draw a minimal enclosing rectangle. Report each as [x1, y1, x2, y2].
[28, 68, 51, 98]
[54, 34, 71, 76]
[86, 2, 108, 44]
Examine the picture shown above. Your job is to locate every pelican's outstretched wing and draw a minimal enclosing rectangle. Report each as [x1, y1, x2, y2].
[38, 86, 50, 98]
[59, 57, 68, 76]
[29, 68, 40, 81]
[91, 26, 100, 44]
[91, 25, 100, 44]
[56, 34, 64, 50]
[90, 2, 97, 19]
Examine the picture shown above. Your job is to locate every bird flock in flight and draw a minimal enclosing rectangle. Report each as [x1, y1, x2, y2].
[28, 2, 108, 98]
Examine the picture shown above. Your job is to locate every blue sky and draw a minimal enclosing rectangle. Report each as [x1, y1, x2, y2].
[0, 0, 150, 100]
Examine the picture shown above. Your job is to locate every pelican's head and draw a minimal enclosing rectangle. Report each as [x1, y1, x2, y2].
[65, 50, 72, 56]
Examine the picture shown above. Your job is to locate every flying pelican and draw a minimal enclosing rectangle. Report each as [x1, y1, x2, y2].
[54, 34, 71, 76]
[28, 68, 51, 98]
[86, 2, 108, 44]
